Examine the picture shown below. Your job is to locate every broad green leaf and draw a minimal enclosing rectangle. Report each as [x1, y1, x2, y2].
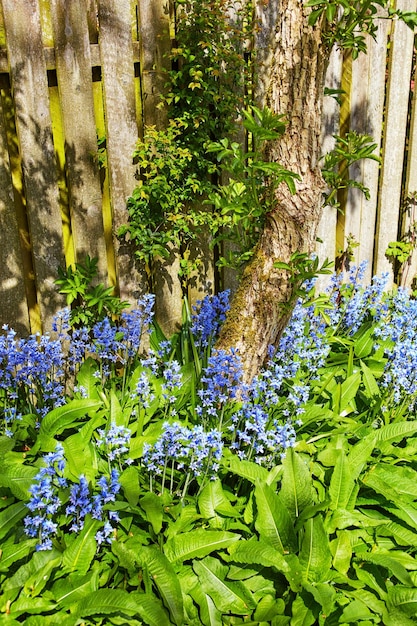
[193, 556, 255, 615]
[339, 372, 361, 413]
[63, 433, 96, 482]
[39, 399, 102, 439]
[52, 569, 99, 607]
[75, 589, 169, 624]
[290, 593, 317, 626]
[222, 453, 269, 484]
[387, 586, 417, 617]
[299, 516, 332, 583]
[3, 549, 61, 602]
[228, 538, 302, 591]
[0, 463, 38, 500]
[198, 479, 237, 522]
[0, 502, 27, 540]
[62, 517, 100, 575]
[138, 545, 184, 626]
[360, 360, 380, 399]
[348, 432, 376, 480]
[382, 608, 417, 626]
[110, 389, 125, 426]
[0, 539, 36, 572]
[329, 450, 355, 510]
[9, 597, 56, 616]
[353, 324, 374, 358]
[254, 481, 297, 553]
[140, 492, 163, 534]
[75, 357, 101, 399]
[280, 449, 314, 519]
[164, 529, 240, 563]
[303, 582, 336, 616]
[0, 435, 15, 456]
[363, 463, 417, 501]
[377, 521, 417, 546]
[253, 594, 285, 622]
[356, 552, 415, 586]
[331, 530, 352, 575]
[189, 585, 223, 626]
[376, 421, 417, 445]
[339, 598, 375, 623]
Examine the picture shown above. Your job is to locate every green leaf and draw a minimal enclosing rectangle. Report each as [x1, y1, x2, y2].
[356, 552, 415, 586]
[254, 481, 297, 553]
[376, 421, 417, 445]
[0, 463, 38, 500]
[198, 479, 237, 522]
[189, 585, 223, 626]
[52, 569, 99, 607]
[331, 530, 352, 575]
[280, 449, 314, 519]
[75, 589, 169, 624]
[363, 463, 417, 501]
[339, 598, 375, 623]
[347, 432, 376, 480]
[164, 529, 240, 563]
[193, 556, 255, 615]
[339, 372, 361, 413]
[0, 502, 27, 540]
[228, 538, 302, 590]
[140, 492, 163, 534]
[222, 453, 269, 484]
[138, 545, 184, 625]
[329, 450, 355, 510]
[290, 593, 317, 626]
[62, 517, 100, 575]
[387, 586, 417, 617]
[0, 539, 36, 572]
[39, 399, 102, 440]
[299, 516, 332, 583]
[361, 360, 380, 399]
[63, 433, 96, 482]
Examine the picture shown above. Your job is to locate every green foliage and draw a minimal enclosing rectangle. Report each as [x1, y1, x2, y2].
[5, 269, 417, 622]
[307, 0, 417, 59]
[321, 131, 380, 211]
[119, 0, 301, 278]
[55, 255, 129, 328]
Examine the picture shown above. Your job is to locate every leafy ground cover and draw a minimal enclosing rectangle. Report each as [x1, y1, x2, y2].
[2, 264, 417, 624]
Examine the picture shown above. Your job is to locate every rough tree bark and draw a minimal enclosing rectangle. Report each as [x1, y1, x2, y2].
[216, 0, 330, 381]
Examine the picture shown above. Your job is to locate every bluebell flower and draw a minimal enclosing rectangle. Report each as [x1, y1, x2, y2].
[162, 360, 182, 402]
[66, 475, 93, 532]
[191, 290, 230, 350]
[97, 422, 131, 463]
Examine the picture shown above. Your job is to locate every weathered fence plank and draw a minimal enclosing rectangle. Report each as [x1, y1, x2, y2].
[2, 0, 65, 332]
[373, 0, 416, 284]
[98, 0, 145, 306]
[0, 92, 29, 334]
[344, 20, 389, 283]
[138, 0, 183, 333]
[51, 0, 107, 281]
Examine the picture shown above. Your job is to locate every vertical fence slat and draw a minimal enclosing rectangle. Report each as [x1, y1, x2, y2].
[2, 0, 65, 331]
[344, 20, 389, 283]
[138, 0, 183, 333]
[51, 0, 107, 281]
[373, 0, 415, 284]
[402, 59, 417, 288]
[0, 95, 29, 333]
[98, 0, 145, 305]
[316, 47, 342, 288]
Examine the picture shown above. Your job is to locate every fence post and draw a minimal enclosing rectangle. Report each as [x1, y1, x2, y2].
[2, 0, 66, 332]
[138, 0, 183, 335]
[98, 0, 147, 306]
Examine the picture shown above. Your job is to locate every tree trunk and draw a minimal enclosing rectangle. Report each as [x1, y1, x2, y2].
[216, 0, 330, 381]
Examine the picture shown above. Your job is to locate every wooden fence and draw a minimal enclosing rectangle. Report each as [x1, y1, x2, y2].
[0, 0, 416, 336]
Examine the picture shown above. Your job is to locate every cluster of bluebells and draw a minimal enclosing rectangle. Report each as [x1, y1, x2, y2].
[229, 403, 296, 467]
[197, 349, 246, 421]
[1, 295, 155, 436]
[0, 326, 66, 434]
[97, 422, 133, 467]
[24, 442, 122, 550]
[191, 290, 230, 350]
[142, 422, 223, 495]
